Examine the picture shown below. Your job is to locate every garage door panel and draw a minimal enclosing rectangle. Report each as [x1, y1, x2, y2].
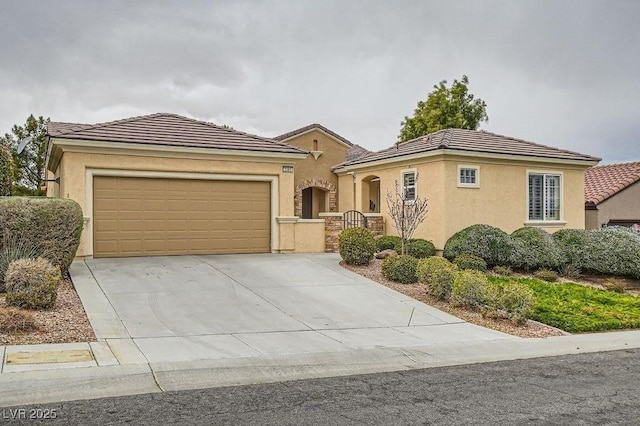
[93, 176, 270, 257]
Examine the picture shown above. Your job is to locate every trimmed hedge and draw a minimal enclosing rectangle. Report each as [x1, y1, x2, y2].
[417, 256, 458, 300]
[443, 224, 521, 267]
[395, 239, 436, 259]
[511, 227, 564, 271]
[453, 254, 487, 271]
[376, 236, 402, 252]
[339, 227, 376, 265]
[381, 255, 419, 284]
[0, 197, 84, 273]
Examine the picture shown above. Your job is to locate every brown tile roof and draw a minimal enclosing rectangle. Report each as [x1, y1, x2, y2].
[336, 128, 600, 169]
[585, 161, 640, 205]
[274, 123, 353, 146]
[48, 113, 306, 155]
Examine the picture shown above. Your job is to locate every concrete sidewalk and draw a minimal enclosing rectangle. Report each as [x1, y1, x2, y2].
[2, 253, 640, 407]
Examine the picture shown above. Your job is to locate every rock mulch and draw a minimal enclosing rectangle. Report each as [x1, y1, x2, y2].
[342, 258, 566, 339]
[0, 275, 96, 346]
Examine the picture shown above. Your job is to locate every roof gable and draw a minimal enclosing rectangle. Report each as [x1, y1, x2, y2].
[585, 161, 640, 205]
[336, 128, 600, 169]
[274, 123, 353, 148]
[47, 113, 305, 155]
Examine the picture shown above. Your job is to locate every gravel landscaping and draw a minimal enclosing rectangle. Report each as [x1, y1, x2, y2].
[0, 274, 96, 346]
[342, 259, 566, 338]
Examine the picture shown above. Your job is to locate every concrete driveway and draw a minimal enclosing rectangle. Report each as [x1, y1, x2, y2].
[78, 254, 514, 364]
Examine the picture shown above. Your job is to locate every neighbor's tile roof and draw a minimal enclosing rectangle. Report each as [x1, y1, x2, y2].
[274, 123, 353, 146]
[336, 128, 600, 169]
[585, 161, 640, 205]
[48, 113, 306, 155]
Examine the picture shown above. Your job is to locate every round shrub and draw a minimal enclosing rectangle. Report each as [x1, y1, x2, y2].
[553, 228, 590, 267]
[484, 281, 535, 325]
[443, 224, 521, 267]
[534, 269, 558, 282]
[339, 227, 376, 265]
[376, 236, 402, 252]
[453, 254, 487, 271]
[395, 238, 436, 259]
[381, 255, 419, 284]
[451, 270, 488, 309]
[511, 227, 565, 271]
[416, 256, 458, 300]
[5, 257, 61, 309]
[492, 265, 513, 276]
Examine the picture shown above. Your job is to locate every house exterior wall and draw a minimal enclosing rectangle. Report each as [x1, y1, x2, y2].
[587, 181, 640, 228]
[50, 148, 296, 257]
[344, 154, 589, 250]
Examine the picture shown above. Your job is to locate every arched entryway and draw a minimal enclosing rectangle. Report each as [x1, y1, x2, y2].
[295, 179, 337, 218]
[361, 175, 381, 213]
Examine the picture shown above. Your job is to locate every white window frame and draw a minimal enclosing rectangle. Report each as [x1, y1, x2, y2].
[401, 168, 417, 203]
[457, 165, 480, 188]
[526, 170, 566, 226]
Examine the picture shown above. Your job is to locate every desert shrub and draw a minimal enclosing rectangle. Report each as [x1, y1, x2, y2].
[443, 224, 521, 267]
[483, 281, 535, 325]
[5, 257, 60, 309]
[602, 278, 626, 293]
[381, 255, 419, 284]
[511, 227, 565, 271]
[417, 256, 458, 300]
[395, 239, 436, 259]
[338, 227, 376, 265]
[453, 254, 487, 271]
[376, 236, 402, 252]
[553, 229, 590, 267]
[492, 265, 513, 276]
[451, 270, 488, 309]
[559, 262, 582, 279]
[0, 197, 84, 272]
[534, 269, 558, 282]
[0, 307, 37, 333]
[0, 234, 51, 293]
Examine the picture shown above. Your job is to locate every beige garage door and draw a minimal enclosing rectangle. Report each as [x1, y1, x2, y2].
[93, 176, 271, 258]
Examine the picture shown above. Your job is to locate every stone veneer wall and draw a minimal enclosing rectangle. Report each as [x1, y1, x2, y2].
[320, 212, 384, 253]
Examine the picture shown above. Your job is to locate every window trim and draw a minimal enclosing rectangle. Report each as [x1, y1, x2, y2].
[525, 170, 565, 225]
[457, 165, 480, 188]
[401, 168, 417, 203]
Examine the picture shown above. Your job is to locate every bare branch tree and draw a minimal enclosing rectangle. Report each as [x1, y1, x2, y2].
[385, 175, 429, 255]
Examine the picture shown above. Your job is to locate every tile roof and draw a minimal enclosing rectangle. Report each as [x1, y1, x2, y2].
[274, 123, 353, 146]
[48, 113, 306, 155]
[336, 128, 600, 169]
[585, 161, 640, 205]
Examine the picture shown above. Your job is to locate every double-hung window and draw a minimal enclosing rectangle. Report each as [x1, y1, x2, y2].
[401, 170, 416, 202]
[528, 173, 561, 221]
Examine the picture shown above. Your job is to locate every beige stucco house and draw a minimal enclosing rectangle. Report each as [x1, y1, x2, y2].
[333, 129, 600, 250]
[585, 161, 640, 229]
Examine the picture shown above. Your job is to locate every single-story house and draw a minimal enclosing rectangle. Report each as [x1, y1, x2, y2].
[584, 161, 640, 229]
[46, 113, 600, 258]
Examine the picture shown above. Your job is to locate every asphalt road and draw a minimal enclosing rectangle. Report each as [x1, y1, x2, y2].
[2, 349, 639, 425]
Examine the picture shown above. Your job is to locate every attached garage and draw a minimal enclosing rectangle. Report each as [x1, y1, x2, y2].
[93, 176, 271, 257]
[45, 113, 307, 258]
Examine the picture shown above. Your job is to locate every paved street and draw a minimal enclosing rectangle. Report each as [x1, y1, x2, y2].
[3, 349, 638, 425]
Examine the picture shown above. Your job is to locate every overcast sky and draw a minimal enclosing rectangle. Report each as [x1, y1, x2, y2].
[1, 1, 638, 164]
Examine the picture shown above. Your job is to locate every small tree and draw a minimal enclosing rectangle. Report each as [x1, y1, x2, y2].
[385, 174, 429, 254]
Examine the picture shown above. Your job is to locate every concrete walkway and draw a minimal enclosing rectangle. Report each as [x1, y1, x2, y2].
[2, 253, 640, 407]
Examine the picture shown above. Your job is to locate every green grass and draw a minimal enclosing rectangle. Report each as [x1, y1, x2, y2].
[488, 276, 640, 333]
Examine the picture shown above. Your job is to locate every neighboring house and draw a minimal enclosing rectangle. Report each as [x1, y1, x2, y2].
[273, 124, 369, 218]
[333, 129, 600, 250]
[584, 161, 640, 229]
[45, 113, 308, 258]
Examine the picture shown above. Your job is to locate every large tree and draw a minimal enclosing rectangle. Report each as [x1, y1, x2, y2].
[398, 75, 488, 142]
[1, 115, 49, 195]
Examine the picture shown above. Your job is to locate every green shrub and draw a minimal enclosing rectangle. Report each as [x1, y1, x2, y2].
[376, 236, 402, 252]
[602, 278, 626, 293]
[451, 270, 488, 309]
[416, 256, 458, 300]
[443, 224, 521, 267]
[339, 227, 376, 265]
[553, 229, 590, 267]
[0, 234, 51, 293]
[5, 257, 61, 309]
[534, 269, 558, 282]
[453, 254, 487, 271]
[0, 307, 37, 333]
[395, 239, 436, 259]
[492, 265, 513, 276]
[0, 197, 84, 273]
[483, 281, 535, 325]
[511, 227, 565, 271]
[381, 255, 419, 284]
